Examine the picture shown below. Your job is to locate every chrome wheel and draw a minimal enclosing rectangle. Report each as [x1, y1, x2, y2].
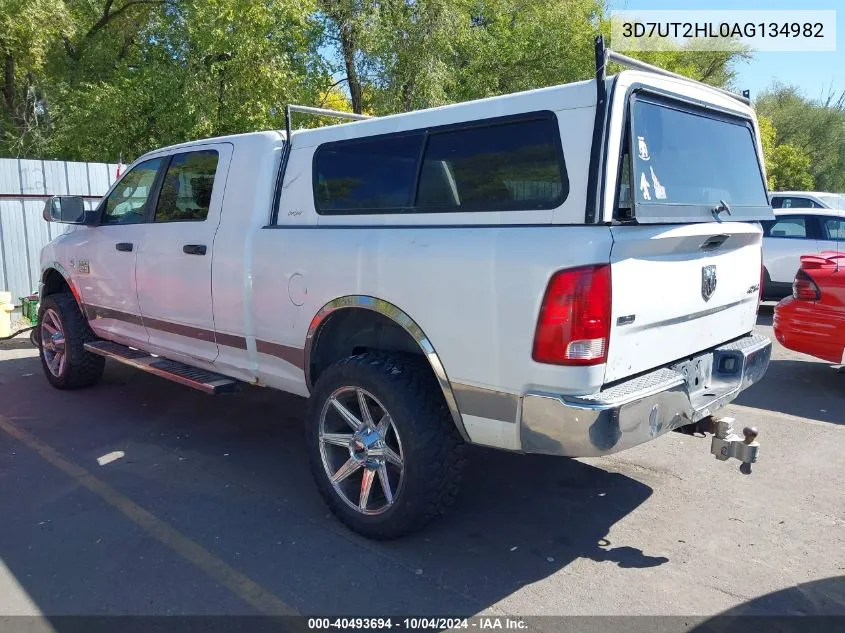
[41, 308, 67, 378]
[318, 386, 404, 516]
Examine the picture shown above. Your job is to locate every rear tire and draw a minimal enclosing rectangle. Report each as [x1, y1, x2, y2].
[305, 352, 465, 540]
[38, 292, 105, 390]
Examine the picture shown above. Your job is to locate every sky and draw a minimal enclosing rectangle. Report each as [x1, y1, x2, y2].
[613, 0, 844, 101]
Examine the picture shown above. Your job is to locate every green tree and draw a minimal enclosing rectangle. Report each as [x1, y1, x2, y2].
[0, 0, 73, 155]
[756, 83, 845, 191]
[48, 0, 329, 160]
[768, 144, 815, 191]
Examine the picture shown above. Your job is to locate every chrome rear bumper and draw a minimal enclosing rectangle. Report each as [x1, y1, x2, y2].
[520, 334, 771, 457]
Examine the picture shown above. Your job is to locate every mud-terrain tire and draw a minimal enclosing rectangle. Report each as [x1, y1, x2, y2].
[306, 352, 465, 540]
[38, 292, 105, 389]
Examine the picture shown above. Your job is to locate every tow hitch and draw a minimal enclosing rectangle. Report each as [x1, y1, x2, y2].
[678, 417, 760, 474]
[710, 418, 759, 474]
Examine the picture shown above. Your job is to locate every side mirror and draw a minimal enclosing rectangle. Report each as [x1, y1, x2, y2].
[42, 196, 97, 225]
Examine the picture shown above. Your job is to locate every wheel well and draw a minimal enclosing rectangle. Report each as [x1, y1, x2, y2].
[308, 308, 425, 387]
[42, 269, 70, 297]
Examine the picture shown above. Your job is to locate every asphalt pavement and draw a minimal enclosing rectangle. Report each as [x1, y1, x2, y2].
[0, 305, 842, 623]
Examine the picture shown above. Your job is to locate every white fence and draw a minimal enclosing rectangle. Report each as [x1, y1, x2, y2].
[0, 158, 120, 302]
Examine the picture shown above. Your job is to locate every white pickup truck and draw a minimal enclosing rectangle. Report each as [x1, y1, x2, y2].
[37, 41, 772, 539]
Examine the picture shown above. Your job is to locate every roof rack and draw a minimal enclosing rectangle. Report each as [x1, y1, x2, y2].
[594, 35, 751, 106]
[284, 104, 372, 142]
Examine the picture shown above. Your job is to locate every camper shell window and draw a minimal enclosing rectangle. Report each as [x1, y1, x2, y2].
[312, 112, 568, 215]
[620, 92, 772, 224]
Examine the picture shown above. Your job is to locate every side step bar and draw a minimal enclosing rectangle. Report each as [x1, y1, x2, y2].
[84, 341, 241, 395]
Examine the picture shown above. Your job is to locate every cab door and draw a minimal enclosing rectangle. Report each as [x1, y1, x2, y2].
[134, 144, 232, 362]
[76, 158, 165, 347]
[763, 214, 821, 284]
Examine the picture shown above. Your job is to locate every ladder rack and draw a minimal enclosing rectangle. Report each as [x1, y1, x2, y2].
[284, 104, 372, 142]
[594, 35, 750, 106]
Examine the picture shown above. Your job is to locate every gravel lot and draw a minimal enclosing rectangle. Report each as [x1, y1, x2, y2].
[0, 305, 843, 622]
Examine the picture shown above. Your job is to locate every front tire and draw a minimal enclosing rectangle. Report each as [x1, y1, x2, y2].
[306, 353, 465, 540]
[38, 292, 105, 389]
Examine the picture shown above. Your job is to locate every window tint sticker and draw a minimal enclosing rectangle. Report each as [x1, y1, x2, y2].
[650, 167, 666, 200]
[637, 136, 650, 161]
[639, 171, 652, 201]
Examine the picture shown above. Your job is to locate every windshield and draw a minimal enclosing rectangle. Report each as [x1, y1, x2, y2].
[627, 97, 771, 223]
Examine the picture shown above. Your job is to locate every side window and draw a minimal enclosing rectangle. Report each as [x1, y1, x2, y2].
[776, 197, 820, 209]
[101, 158, 163, 225]
[765, 216, 809, 239]
[311, 112, 568, 215]
[770, 197, 783, 209]
[314, 134, 424, 214]
[154, 150, 219, 222]
[416, 117, 567, 211]
[822, 217, 845, 241]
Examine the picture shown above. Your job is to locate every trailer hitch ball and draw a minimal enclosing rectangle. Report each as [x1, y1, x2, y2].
[709, 417, 760, 474]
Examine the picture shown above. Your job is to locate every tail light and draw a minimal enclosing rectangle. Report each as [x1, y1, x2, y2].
[532, 264, 611, 366]
[792, 270, 821, 301]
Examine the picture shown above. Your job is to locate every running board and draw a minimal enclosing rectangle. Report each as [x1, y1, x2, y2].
[84, 341, 241, 394]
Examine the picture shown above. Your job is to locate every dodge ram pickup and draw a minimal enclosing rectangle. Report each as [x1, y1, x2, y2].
[36, 40, 772, 539]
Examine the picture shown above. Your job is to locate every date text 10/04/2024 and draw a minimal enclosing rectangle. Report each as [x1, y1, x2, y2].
[307, 618, 529, 630]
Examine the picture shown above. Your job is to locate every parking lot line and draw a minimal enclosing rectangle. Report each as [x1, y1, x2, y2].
[0, 413, 300, 617]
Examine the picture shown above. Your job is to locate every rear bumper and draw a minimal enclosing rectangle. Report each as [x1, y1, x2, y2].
[520, 334, 771, 457]
[774, 297, 845, 365]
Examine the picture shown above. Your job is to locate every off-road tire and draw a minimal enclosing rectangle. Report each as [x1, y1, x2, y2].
[38, 292, 105, 389]
[306, 352, 465, 540]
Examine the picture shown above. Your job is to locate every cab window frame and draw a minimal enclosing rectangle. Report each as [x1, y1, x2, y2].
[97, 158, 167, 226]
[152, 149, 220, 224]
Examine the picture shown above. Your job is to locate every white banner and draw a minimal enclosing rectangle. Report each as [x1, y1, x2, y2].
[610, 10, 837, 52]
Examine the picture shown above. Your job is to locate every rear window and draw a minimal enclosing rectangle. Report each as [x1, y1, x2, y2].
[625, 95, 772, 223]
[771, 196, 823, 209]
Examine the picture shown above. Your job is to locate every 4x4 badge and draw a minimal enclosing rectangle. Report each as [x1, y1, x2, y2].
[701, 265, 717, 302]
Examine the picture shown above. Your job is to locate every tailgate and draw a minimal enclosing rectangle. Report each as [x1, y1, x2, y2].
[605, 221, 761, 382]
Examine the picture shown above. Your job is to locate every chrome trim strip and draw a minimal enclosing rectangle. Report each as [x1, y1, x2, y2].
[304, 296, 469, 442]
[627, 296, 754, 332]
[452, 382, 519, 423]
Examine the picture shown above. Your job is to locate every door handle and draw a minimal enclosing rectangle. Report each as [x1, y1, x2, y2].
[115, 242, 133, 252]
[183, 244, 207, 256]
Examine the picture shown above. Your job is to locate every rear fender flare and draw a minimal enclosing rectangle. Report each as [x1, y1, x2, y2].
[304, 295, 469, 442]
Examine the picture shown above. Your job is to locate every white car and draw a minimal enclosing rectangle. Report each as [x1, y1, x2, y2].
[769, 191, 845, 210]
[762, 208, 845, 300]
[35, 40, 771, 539]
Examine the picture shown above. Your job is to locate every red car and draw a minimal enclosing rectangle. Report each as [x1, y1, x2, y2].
[774, 251, 845, 364]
